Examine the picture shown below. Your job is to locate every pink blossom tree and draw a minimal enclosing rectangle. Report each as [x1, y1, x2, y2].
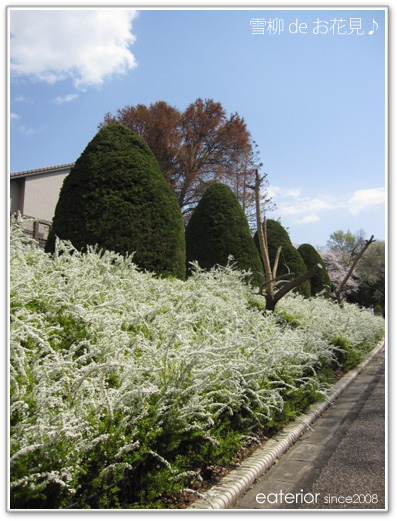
[320, 234, 375, 308]
[319, 250, 359, 296]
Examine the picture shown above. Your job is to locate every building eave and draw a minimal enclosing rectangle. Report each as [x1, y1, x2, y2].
[10, 163, 75, 180]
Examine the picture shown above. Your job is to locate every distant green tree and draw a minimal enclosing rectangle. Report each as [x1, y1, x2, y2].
[347, 241, 385, 315]
[297, 243, 331, 296]
[46, 124, 186, 279]
[185, 183, 264, 286]
[326, 229, 366, 263]
[254, 219, 311, 298]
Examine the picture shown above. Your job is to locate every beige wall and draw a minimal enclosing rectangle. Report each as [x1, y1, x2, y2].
[21, 171, 69, 222]
[10, 178, 25, 215]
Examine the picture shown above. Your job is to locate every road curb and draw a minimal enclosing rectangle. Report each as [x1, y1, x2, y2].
[188, 339, 385, 510]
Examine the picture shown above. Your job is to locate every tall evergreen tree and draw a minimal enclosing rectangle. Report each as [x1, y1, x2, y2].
[46, 124, 186, 279]
[185, 183, 263, 286]
[298, 243, 331, 296]
[254, 219, 311, 297]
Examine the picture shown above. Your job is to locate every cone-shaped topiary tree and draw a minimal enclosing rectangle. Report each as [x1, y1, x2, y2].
[46, 124, 186, 279]
[254, 219, 311, 297]
[185, 183, 264, 286]
[298, 243, 331, 296]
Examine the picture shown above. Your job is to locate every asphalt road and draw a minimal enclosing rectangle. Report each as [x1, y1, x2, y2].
[233, 349, 386, 510]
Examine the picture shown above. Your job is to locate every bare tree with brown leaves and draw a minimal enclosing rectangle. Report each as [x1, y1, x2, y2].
[100, 98, 258, 220]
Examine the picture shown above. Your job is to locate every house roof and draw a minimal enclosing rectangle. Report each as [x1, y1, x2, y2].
[10, 163, 75, 179]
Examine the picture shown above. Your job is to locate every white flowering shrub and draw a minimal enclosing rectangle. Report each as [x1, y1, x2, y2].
[9, 218, 384, 508]
[274, 292, 384, 368]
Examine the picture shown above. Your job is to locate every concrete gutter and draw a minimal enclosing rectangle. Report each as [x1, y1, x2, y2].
[189, 339, 386, 510]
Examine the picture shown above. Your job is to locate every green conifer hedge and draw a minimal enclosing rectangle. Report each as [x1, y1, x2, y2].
[46, 124, 186, 279]
[298, 243, 331, 296]
[254, 219, 311, 297]
[185, 183, 264, 286]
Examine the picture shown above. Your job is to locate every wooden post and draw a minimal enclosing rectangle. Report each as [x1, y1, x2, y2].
[33, 221, 40, 241]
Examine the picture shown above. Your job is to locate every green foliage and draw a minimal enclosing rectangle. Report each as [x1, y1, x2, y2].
[275, 311, 301, 329]
[46, 124, 186, 279]
[185, 183, 264, 286]
[247, 293, 267, 312]
[326, 229, 366, 258]
[349, 241, 385, 315]
[331, 337, 363, 370]
[298, 243, 331, 296]
[254, 219, 311, 297]
[10, 218, 384, 509]
[266, 379, 323, 432]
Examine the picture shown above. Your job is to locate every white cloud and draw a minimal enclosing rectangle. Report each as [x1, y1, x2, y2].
[348, 187, 385, 216]
[10, 9, 138, 90]
[14, 95, 34, 104]
[281, 188, 302, 199]
[279, 196, 337, 216]
[267, 184, 385, 226]
[53, 94, 78, 104]
[10, 113, 20, 120]
[296, 214, 321, 224]
[19, 125, 40, 136]
[267, 186, 302, 200]
[268, 185, 340, 223]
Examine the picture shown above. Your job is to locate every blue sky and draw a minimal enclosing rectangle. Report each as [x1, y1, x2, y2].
[8, 6, 387, 248]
